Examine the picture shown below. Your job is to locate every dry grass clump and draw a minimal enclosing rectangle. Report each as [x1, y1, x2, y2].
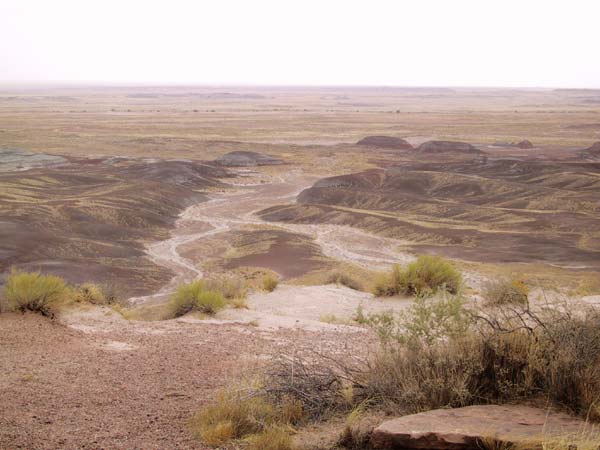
[261, 296, 600, 427]
[1, 270, 69, 317]
[372, 265, 403, 297]
[167, 280, 225, 318]
[326, 271, 364, 291]
[374, 302, 600, 420]
[190, 387, 304, 448]
[373, 256, 462, 297]
[74, 282, 120, 305]
[262, 274, 279, 292]
[483, 277, 529, 305]
[247, 426, 296, 450]
[205, 275, 247, 301]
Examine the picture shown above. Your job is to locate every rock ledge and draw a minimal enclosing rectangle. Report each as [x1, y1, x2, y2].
[371, 405, 593, 450]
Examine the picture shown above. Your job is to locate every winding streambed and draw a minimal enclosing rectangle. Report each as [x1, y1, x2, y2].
[129, 170, 413, 305]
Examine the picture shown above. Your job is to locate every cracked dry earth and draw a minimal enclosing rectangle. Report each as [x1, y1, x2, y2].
[0, 309, 372, 449]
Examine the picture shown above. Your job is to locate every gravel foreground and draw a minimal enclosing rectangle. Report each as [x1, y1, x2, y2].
[0, 310, 369, 449]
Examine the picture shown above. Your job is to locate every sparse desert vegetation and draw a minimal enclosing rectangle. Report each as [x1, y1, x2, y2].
[195, 294, 600, 448]
[190, 387, 303, 447]
[262, 274, 279, 292]
[2, 86, 600, 449]
[0, 270, 69, 317]
[373, 255, 462, 297]
[483, 277, 530, 305]
[166, 280, 226, 318]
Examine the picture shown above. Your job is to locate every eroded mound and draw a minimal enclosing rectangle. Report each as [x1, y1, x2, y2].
[356, 136, 413, 149]
[516, 139, 534, 149]
[259, 159, 600, 268]
[583, 141, 600, 157]
[417, 140, 481, 153]
[215, 151, 283, 167]
[0, 155, 227, 295]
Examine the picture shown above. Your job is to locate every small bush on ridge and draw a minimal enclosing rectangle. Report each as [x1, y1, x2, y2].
[373, 256, 462, 297]
[195, 290, 226, 314]
[1, 270, 68, 317]
[168, 280, 206, 318]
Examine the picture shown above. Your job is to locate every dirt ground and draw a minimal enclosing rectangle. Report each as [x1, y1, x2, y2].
[0, 308, 372, 449]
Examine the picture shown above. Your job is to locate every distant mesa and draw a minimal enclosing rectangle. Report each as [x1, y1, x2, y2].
[417, 140, 481, 154]
[356, 136, 413, 149]
[581, 141, 600, 158]
[516, 139, 534, 149]
[214, 151, 284, 167]
[588, 141, 600, 153]
[491, 140, 534, 149]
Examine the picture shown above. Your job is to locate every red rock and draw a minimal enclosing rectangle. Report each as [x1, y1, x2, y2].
[371, 405, 594, 450]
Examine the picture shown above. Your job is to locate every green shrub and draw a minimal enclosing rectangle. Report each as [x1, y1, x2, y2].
[362, 294, 471, 346]
[402, 255, 462, 295]
[373, 257, 461, 297]
[1, 270, 68, 317]
[262, 274, 279, 292]
[372, 265, 403, 297]
[265, 298, 600, 424]
[167, 280, 206, 318]
[483, 277, 529, 305]
[195, 290, 225, 314]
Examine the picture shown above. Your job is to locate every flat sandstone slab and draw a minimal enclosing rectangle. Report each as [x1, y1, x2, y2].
[371, 405, 595, 449]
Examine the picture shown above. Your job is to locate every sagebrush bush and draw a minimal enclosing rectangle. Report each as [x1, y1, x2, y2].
[372, 265, 402, 297]
[262, 274, 279, 292]
[195, 290, 226, 314]
[1, 270, 69, 317]
[363, 294, 471, 345]
[373, 256, 461, 297]
[483, 277, 529, 305]
[168, 280, 205, 318]
[402, 255, 462, 295]
[378, 304, 600, 418]
[262, 296, 600, 425]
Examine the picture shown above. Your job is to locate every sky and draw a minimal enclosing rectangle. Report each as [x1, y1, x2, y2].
[1, 0, 599, 88]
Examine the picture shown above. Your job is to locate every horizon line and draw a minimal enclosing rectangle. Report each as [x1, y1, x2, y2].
[1, 81, 600, 91]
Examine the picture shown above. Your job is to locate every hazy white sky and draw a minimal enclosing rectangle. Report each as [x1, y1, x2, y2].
[1, 0, 599, 87]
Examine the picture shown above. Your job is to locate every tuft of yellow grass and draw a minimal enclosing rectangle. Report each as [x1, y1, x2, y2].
[190, 388, 304, 448]
[262, 274, 279, 292]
